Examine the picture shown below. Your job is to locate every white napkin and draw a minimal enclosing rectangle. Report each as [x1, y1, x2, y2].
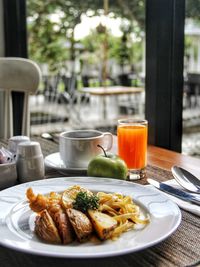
[148, 179, 200, 216]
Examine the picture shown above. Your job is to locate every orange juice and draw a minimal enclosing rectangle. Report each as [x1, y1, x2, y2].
[117, 121, 148, 170]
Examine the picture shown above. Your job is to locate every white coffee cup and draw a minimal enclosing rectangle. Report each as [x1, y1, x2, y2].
[16, 141, 45, 183]
[59, 130, 113, 168]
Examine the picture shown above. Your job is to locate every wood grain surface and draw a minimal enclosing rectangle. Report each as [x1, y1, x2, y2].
[0, 138, 200, 267]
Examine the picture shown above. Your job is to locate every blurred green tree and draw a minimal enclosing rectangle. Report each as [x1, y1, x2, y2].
[27, 0, 145, 72]
[186, 0, 200, 23]
[27, 0, 200, 73]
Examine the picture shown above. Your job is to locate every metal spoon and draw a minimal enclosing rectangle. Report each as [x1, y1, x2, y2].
[41, 133, 59, 143]
[171, 166, 200, 193]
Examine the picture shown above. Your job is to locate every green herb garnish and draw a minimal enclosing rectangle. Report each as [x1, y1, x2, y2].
[73, 192, 99, 212]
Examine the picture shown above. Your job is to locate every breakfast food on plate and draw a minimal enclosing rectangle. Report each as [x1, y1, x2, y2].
[26, 185, 149, 245]
[35, 209, 62, 244]
[88, 209, 117, 240]
[67, 208, 93, 242]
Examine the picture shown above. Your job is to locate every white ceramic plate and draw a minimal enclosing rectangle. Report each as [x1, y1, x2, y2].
[0, 177, 181, 258]
[44, 152, 87, 174]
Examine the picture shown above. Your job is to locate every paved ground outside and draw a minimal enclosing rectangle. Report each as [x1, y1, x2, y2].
[30, 94, 200, 158]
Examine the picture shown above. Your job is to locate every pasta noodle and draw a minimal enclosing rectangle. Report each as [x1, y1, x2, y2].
[97, 192, 149, 239]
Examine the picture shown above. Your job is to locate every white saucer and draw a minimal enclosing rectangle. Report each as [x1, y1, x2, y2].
[44, 152, 87, 175]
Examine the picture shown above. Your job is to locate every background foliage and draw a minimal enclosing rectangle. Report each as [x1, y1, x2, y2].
[27, 0, 145, 73]
[27, 0, 200, 74]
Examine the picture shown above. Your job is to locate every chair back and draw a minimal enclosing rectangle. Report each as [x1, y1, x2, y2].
[0, 57, 41, 138]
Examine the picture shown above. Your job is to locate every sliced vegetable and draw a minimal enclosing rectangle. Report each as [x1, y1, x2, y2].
[62, 185, 93, 209]
[88, 209, 117, 240]
[67, 208, 93, 242]
[35, 209, 61, 244]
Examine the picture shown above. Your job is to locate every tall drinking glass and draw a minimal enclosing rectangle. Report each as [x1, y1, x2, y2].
[117, 119, 148, 180]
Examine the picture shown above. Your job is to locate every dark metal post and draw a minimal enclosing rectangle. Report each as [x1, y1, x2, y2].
[145, 0, 185, 152]
[3, 0, 27, 135]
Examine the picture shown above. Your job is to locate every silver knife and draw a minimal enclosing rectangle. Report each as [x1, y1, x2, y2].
[147, 178, 200, 206]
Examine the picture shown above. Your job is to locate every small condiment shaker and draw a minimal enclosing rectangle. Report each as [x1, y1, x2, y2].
[16, 141, 45, 183]
[8, 136, 30, 154]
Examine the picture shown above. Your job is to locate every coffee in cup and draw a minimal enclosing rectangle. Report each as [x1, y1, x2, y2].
[59, 130, 113, 168]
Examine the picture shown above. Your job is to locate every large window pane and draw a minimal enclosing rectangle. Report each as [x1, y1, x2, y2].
[27, 0, 145, 136]
[182, 0, 200, 157]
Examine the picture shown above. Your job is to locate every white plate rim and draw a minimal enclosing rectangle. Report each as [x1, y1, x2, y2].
[0, 177, 182, 258]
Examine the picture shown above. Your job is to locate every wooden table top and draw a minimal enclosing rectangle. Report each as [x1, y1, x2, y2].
[80, 86, 144, 96]
[111, 136, 200, 178]
[0, 137, 199, 267]
[147, 145, 200, 176]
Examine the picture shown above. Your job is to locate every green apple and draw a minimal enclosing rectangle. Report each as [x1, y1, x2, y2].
[87, 145, 128, 180]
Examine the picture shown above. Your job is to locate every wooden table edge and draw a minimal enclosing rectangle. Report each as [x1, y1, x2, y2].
[112, 136, 200, 177]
